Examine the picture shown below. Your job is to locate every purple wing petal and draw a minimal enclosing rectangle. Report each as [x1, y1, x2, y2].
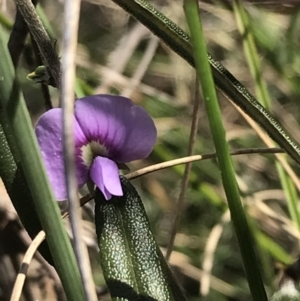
[89, 156, 123, 200]
[74, 94, 157, 163]
[35, 108, 89, 200]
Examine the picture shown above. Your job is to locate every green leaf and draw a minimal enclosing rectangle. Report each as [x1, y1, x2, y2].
[0, 27, 84, 301]
[95, 176, 187, 301]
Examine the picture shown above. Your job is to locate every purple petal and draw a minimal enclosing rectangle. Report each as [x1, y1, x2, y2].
[74, 94, 157, 163]
[35, 108, 89, 200]
[89, 156, 123, 200]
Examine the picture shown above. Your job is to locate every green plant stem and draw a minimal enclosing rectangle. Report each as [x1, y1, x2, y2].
[110, 0, 300, 167]
[233, 0, 300, 231]
[0, 28, 84, 301]
[183, 1, 267, 300]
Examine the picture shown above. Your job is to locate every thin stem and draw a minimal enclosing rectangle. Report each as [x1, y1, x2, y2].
[127, 147, 284, 180]
[165, 80, 201, 261]
[61, 0, 97, 300]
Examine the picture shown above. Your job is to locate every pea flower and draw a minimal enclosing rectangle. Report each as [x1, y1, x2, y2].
[35, 94, 157, 200]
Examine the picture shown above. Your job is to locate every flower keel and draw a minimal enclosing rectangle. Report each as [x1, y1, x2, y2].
[90, 157, 122, 200]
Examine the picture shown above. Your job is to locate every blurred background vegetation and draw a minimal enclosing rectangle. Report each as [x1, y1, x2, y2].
[1, 0, 300, 300]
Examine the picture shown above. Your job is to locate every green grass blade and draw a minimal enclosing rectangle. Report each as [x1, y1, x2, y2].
[183, 1, 267, 300]
[0, 27, 84, 301]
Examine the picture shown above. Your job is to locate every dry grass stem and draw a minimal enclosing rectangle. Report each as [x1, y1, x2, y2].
[200, 211, 231, 296]
[61, 0, 97, 299]
[97, 23, 149, 94]
[127, 147, 284, 180]
[122, 35, 159, 97]
[10, 231, 46, 301]
[165, 81, 201, 261]
[160, 248, 238, 297]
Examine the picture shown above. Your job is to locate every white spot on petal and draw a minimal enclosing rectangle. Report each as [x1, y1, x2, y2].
[80, 140, 108, 167]
[90, 141, 108, 157]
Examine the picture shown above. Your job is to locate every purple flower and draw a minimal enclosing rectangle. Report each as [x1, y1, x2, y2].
[35, 94, 157, 200]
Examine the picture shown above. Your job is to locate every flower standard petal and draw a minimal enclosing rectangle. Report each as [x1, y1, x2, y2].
[74, 94, 157, 163]
[35, 108, 90, 200]
[89, 157, 123, 200]
[112, 104, 157, 162]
